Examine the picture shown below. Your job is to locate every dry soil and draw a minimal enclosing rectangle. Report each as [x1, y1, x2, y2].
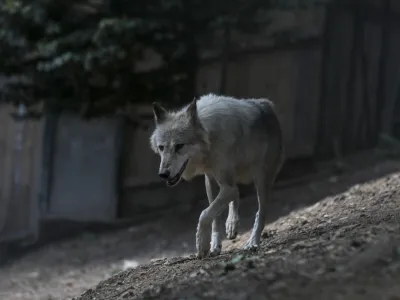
[1, 155, 400, 300]
[75, 158, 400, 300]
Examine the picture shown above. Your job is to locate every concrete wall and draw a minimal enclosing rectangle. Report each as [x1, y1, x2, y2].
[0, 104, 43, 245]
[46, 114, 121, 222]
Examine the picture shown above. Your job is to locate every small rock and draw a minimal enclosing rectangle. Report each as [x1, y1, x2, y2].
[247, 260, 255, 269]
[335, 195, 346, 201]
[122, 259, 140, 271]
[262, 230, 276, 238]
[122, 290, 135, 298]
[199, 268, 209, 276]
[230, 254, 244, 264]
[224, 263, 235, 272]
[292, 241, 307, 250]
[301, 219, 309, 225]
[269, 281, 288, 291]
[351, 240, 363, 248]
[265, 272, 277, 281]
[205, 291, 217, 297]
[326, 266, 336, 273]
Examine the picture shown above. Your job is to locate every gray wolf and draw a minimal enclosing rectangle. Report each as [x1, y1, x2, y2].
[149, 94, 285, 258]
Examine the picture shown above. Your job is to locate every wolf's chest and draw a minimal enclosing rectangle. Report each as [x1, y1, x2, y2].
[234, 166, 254, 185]
[181, 161, 206, 181]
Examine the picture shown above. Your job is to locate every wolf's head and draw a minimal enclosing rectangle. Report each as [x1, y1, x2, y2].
[149, 98, 209, 187]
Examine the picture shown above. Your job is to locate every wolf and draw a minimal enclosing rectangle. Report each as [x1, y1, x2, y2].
[149, 94, 284, 258]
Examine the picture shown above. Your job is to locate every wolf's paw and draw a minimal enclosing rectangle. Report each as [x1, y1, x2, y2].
[210, 244, 222, 257]
[197, 249, 210, 259]
[242, 238, 260, 252]
[210, 233, 222, 257]
[226, 218, 239, 240]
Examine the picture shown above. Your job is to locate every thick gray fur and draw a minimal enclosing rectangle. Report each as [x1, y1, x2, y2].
[149, 93, 285, 258]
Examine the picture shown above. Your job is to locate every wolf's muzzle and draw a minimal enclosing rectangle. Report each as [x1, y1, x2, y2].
[166, 160, 189, 187]
[158, 170, 170, 180]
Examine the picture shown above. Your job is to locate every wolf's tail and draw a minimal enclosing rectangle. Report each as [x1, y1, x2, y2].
[262, 100, 285, 180]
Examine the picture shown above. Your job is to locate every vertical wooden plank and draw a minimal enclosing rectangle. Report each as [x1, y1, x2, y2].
[381, 11, 400, 134]
[0, 106, 15, 238]
[388, 24, 400, 137]
[0, 105, 9, 236]
[225, 59, 250, 98]
[27, 118, 43, 242]
[3, 107, 14, 231]
[317, 6, 355, 158]
[292, 46, 322, 156]
[0, 104, 42, 243]
[196, 63, 221, 95]
[376, 0, 392, 135]
[362, 20, 382, 142]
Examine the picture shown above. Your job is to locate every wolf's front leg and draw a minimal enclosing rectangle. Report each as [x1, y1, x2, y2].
[226, 198, 240, 239]
[196, 183, 238, 258]
[205, 174, 224, 256]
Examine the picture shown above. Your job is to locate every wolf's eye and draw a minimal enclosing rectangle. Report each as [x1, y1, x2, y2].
[158, 145, 164, 152]
[175, 144, 184, 152]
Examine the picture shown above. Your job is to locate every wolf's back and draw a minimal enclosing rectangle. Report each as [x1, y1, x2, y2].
[196, 94, 283, 152]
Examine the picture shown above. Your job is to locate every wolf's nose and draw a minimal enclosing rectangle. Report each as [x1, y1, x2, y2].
[159, 171, 170, 180]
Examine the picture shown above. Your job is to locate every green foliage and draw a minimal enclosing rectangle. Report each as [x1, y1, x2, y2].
[0, 0, 328, 117]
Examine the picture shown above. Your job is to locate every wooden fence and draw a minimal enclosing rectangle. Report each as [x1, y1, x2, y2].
[317, 0, 400, 157]
[0, 104, 43, 245]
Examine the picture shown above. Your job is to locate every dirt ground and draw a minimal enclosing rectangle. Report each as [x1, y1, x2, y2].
[1, 153, 400, 300]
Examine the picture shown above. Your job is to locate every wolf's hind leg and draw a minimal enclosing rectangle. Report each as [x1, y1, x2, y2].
[242, 172, 271, 251]
[243, 152, 283, 251]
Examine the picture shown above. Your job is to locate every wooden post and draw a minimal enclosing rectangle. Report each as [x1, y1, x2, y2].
[376, 0, 392, 139]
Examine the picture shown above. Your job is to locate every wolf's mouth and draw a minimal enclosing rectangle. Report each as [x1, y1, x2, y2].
[166, 160, 189, 187]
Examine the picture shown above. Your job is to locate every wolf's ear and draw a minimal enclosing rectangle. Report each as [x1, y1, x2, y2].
[186, 97, 198, 122]
[152, 102, 167, 123]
